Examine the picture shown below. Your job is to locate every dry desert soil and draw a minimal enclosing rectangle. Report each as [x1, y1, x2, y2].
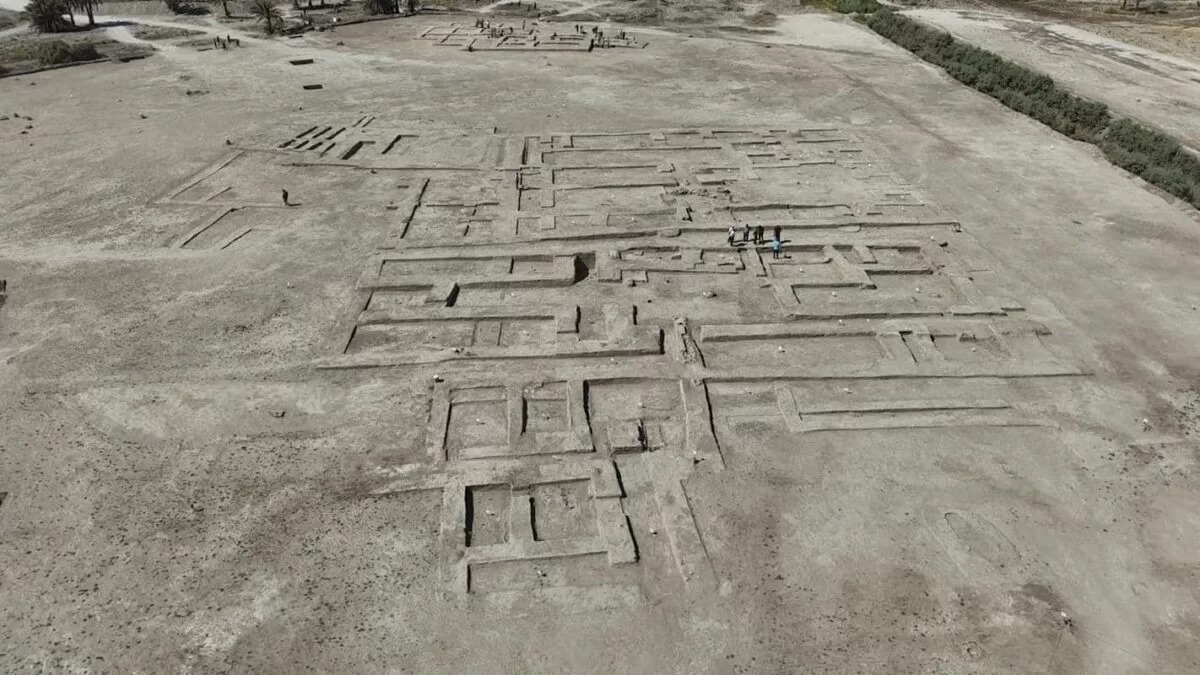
[1, 1, 1200, 673]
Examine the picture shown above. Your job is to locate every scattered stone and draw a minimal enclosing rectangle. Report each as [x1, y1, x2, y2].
[139, 113, 147, 119]
[701, 291, 715, 298]
[270, 409, 286, 418]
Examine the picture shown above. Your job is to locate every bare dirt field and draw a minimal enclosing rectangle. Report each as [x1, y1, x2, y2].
[2, 5, 1200, 674]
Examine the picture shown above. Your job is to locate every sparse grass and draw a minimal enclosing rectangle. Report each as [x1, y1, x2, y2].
[744, 9, 777, 26]
[863, 9, 1200, 209]
[0, 9, 20, 30]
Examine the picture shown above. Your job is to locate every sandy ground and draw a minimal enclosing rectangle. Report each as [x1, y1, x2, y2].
[905, 8, 1200, 149]
[2, 9, 1200, 674]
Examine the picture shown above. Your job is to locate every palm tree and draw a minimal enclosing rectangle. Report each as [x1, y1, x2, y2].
[249, 0, 282, 33]
[363, 0, 397, 13]
[72, 0, 100, 26]
[24, 0, 69, 32]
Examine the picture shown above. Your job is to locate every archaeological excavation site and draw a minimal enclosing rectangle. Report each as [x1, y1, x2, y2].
[2, 0, 1200, 671]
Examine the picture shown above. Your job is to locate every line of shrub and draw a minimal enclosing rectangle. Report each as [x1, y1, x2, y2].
[864, 10, 1108, 141]
[829, 0, 883, 13]
[860, 9, 1200, 209]
[34, 40, 101, 65]
[1101, 119, 1200, 205]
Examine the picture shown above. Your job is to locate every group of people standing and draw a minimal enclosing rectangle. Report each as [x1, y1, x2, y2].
[728, 224, 783, 258]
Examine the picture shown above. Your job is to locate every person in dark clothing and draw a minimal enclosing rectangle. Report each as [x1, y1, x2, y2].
[281, 189, 290, 206]
[754, 225, 764, 245]
[742, 223, 751, 244]
[772, 225, 782, 243]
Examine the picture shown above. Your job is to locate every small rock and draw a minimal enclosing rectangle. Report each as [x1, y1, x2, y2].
[623, 278, 635, 287]
[139, 113, 147, 119]
[608, 250, 620, 260]
[270, 410, 286, 418]
[701, 291, 715, 298]
[433, 374, 443, 383]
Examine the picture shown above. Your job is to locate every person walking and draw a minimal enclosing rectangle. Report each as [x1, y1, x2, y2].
[727, 225, 736, 247]
[742, 223, 751, 244]
[281, 189, 290, 206]
[771, 237, 781, 260]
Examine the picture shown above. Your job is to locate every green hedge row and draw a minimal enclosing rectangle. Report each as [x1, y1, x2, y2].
[1101, 119, 1200, 205]
[35, 40, 101, 65]
[862, 10, 1200, 208]
[864, 10, 1108, 142]
[830, 0, 882, 13]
